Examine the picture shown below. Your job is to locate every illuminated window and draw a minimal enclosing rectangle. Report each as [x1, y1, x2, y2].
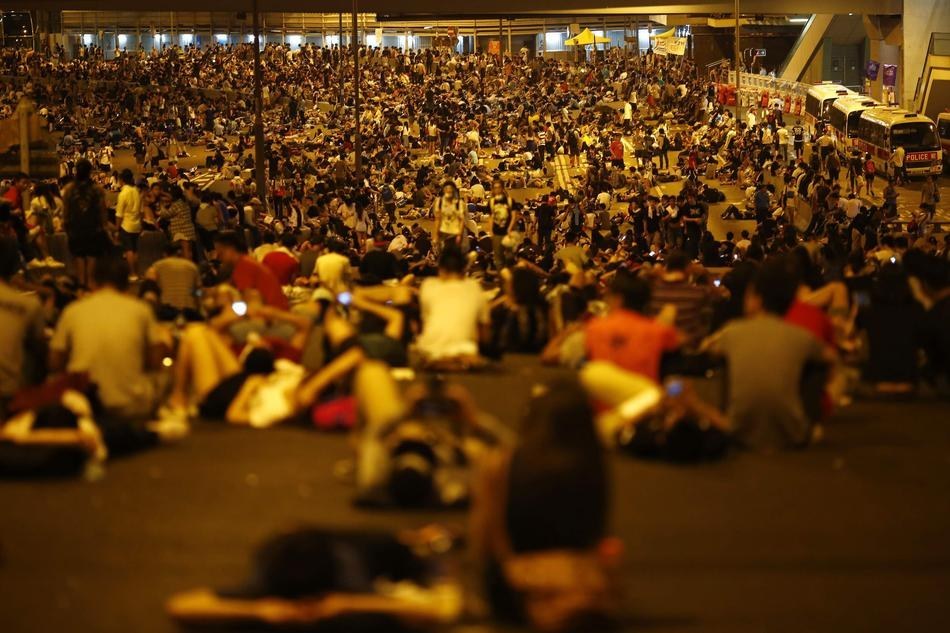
[180, 33, 193, 46]
[215, 33, 229, 44]
[365, 34, 377, 47]
[287, 34, 302, 48]
[82, 33, 94, 46]
[117, 34, 128, 47]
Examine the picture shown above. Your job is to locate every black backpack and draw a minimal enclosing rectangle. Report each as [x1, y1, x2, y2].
[618, 415, 729, 462]
[64, 181, 104, 236]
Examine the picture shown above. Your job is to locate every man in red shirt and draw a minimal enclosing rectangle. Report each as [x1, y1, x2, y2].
[585, 270, 681, 384]
[785, 299, 835, 347]
[261, 234, 301, 286]
[2, 173, 28, 212]
[609, 136, 625, 170]
[214, 231, 289, 310]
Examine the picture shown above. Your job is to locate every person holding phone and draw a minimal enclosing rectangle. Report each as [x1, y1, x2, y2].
[156, 289, 314, 427]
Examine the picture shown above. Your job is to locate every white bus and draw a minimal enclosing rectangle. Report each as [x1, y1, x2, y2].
[854, 107, 943, 177]
[828, 96, 881, 152]
[804, 83, 855, 131]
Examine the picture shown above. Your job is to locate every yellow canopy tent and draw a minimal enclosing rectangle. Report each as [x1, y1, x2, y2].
[564, 28, 611, 47]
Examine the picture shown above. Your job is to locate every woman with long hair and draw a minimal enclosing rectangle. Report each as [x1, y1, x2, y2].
[470, 377, 615, 631]
[62, 158, 110, 287]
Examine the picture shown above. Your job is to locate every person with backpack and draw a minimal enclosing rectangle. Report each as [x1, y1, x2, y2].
[432, 181, 468, 254]
[62, 158, 111, 288]
[379, 181, 397, 223]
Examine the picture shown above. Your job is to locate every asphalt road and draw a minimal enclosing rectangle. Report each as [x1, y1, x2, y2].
[1, 357, 950, 633]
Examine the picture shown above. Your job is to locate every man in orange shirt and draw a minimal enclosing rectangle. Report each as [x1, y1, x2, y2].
[585, 270, 681, 384]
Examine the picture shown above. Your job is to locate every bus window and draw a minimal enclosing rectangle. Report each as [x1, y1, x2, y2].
[938, 117, 950, 139]
[828, 107, 846, 134]
[847, 112, 862, 137]
[805, 94, 820, 120]
[890, 123, 939, 151]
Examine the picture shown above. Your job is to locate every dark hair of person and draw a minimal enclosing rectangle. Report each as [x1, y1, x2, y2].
[0, 236, 20, 279]
[510, 268, 542, 306]
[94, 252, 131, 291]
[918, 254, 949, 292]
[745, 241, 765, 262]
[665, 249, 689, 272]
[75, 158, 93, 181]
[438, 245, 466, 274]
[213, 230, 248, 254]
[753, 256, 800, 315]
[120, 169, 134, 185]
[251, 529, 337, 598]
[608, 270, 651, 312]
[388, 440, 437, 507]
[871, 262, 913, 306]
[244, 348, 276, 375]
[506, 378, 608, 553]
[789, 246, 824, 290]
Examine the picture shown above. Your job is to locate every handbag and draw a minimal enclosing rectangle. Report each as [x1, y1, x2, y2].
[310, 396, 357, 431]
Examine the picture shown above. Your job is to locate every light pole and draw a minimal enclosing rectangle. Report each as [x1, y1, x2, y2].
[734, 0, 741, 132]
[352, 0, 361, 180]
[251, 0, 266, 204]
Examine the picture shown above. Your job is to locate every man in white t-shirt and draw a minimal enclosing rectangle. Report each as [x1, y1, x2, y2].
[776, 126, 790, 161]
[417, 247, 489, 361]
[314, 238, 352, 294]
[843, 192, 862, 220]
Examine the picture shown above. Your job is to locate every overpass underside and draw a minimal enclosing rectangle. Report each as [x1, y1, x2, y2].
[20, 0, 950, 112]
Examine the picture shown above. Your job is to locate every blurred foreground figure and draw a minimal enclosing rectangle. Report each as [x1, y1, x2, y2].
[167, 526, 462, 630]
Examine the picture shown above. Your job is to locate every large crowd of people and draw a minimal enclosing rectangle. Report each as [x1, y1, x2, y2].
[1, 39, 949, 631]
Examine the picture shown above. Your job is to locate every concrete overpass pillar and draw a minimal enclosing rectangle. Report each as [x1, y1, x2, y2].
[902, 0, 950, 107]
[863, 16, 901, 103]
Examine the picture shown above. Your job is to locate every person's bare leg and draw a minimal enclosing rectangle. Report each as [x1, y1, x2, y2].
[74, 258, 83, 287]
[352, 360, 406, 493]
[34, 232, 51, 260]
[169, 324, 240, 408]
[76, 258, 88, 288]
[580, 361, 663, 444]
[125, 249, 137, 277]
